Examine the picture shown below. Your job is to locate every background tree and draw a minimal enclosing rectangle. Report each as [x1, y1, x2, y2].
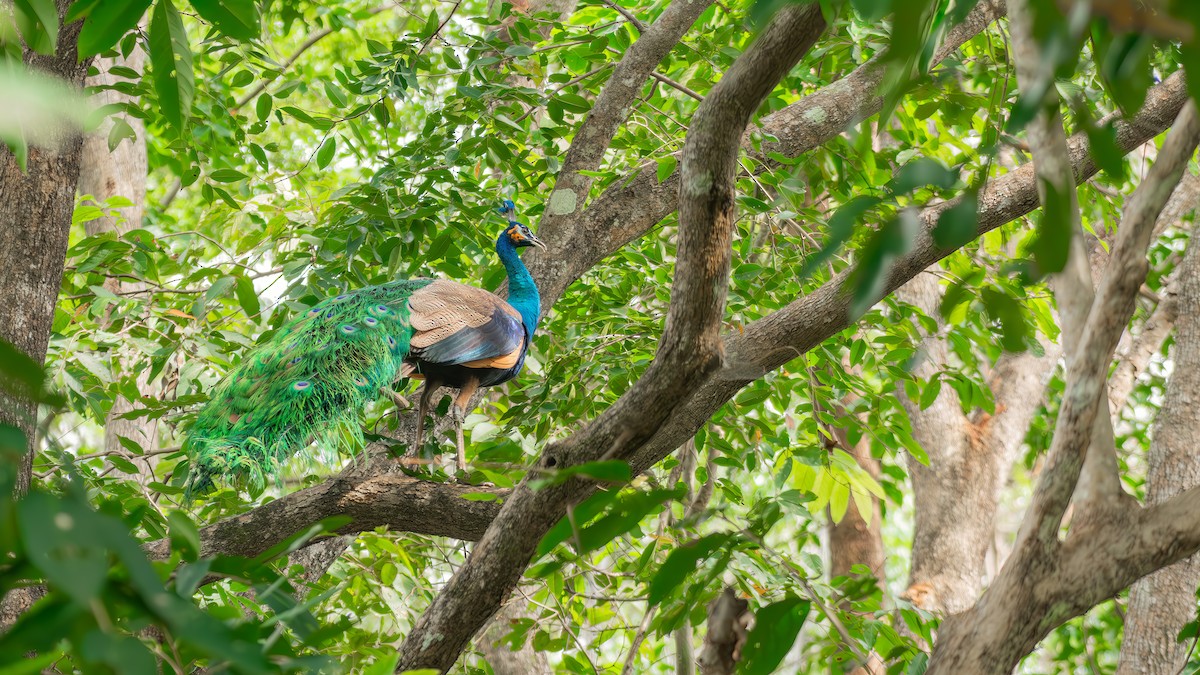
[5, 0, 1200, 673]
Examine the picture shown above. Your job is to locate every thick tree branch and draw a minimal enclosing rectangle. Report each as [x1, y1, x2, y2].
[393, 6, 827, 671]
[926, 100, 1200, 675]
[144, 473, 504, 561]
[525, 0, 1008, 309]
[522, 0, 713, 294]
[1019, 101, 1200, 548]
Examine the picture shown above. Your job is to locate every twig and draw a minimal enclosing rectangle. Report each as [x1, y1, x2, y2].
[651, 71, 703, 101]
[601, 0, 649, 33]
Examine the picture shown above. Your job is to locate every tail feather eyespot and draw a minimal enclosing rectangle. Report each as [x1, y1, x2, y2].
[363, 317, 378, 327]
[292, 380, 312, 391]
[341, 324, 358, 335]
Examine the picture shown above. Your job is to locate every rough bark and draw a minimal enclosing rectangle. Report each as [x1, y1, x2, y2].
[77, 50, 161, 477]
[393, 6, 827, 671]
[143, 472, 504, 560]
[1117, 225, 1200, 673]
[0, 2, 90, 497]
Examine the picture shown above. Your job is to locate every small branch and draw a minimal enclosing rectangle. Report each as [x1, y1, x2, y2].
[650, 71, 703, 101]
[236, 5, 396, 108]
[417, 1, 462, 56]
[601, 0, 648, 33]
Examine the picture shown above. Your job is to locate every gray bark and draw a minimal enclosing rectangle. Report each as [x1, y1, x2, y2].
[1117, 221, 1200, 673]
[0, 1, 90, 497]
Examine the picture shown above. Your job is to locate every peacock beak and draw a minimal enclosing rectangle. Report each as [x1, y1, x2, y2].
[527, 233, 547, 249]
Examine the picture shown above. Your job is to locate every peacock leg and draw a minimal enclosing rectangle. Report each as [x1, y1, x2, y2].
[414, 380, 441, 456]
[451, 379, 481, 475]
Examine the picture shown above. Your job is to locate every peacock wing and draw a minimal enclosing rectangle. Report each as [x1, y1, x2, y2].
[407, 279, 526, 369]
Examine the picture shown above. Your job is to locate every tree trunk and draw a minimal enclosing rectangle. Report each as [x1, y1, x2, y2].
[77, 50, 161, 476]
[0, 3, 90, 497]
[1117, 224, 1200, 673]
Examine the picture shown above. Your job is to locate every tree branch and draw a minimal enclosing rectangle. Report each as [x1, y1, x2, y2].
[1017, 100, 1199, 548]
[393, 6, 827, 671]
[523, 0, 714, 295]
[524, 0, 1009, 309]
[144, 473, 504, 561]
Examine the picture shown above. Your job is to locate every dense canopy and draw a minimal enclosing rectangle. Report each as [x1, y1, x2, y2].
[3, 0, 1200, 673]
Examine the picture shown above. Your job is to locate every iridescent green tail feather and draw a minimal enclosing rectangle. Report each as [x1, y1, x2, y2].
[185, 279, 433, 496]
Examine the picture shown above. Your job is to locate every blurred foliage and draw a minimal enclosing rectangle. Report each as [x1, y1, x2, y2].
[0, 0, 1198, 672]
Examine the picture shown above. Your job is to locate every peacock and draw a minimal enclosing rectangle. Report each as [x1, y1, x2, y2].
[185, 200, 545, 495]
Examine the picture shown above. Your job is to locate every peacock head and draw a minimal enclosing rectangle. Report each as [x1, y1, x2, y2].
[496, 200, 546, 250]
[503, 221, 546, 250]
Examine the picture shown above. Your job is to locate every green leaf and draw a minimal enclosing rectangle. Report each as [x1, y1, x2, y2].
[106, 117, 136, 151]
[656, 155, 677, 184]
[647, 533, 730, 607]
[981, 287, 1030, 352]
[1095, 29, 1152, 114]
[188, 0, 260, 40]
[890, 157, 957, 194]
[255, 93, 272, 122]
[235, 274, 260, 317]
[77, 0, 153, 57]
[209, 168, 247, 182]
[530, 460, 632, 490]
[800, 195, 881, 279]
[848, 210, 920, 318]
[737, 597, 811, 675]
[918, 377, 941, 410]
[167, 510, 200, 559]
[1030, 178, 1072, 275]
[932, 193, 978, 249]
[18, 492, 108, 605]
[148, 0, 194, 136]
[316, 136, 336, 169]
[205, 275, 236, 303]
[12, 0, 59, 55]
[419, 8, 439, 38]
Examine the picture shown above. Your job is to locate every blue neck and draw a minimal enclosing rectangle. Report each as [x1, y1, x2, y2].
[496, 235, 541, 337]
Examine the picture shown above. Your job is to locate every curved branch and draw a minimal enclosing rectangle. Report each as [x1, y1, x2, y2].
[144, 473, 505, 561]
